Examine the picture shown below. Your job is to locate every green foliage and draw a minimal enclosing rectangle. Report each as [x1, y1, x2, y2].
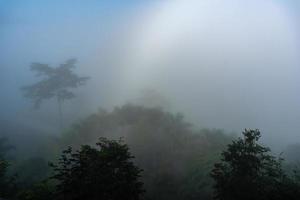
[5, 104, 300, 199]
[0, 137, 16, 198]
[50, 137, 144, 200]
[0, 158, 9, 186]
[22, 59, 89, 108]
[0, 137, 11, 189]
[61, 104, 232, 200]
[211, 129, 300, 200]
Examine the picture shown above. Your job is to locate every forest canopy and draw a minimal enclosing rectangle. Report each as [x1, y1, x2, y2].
[1, 105, 300, 200]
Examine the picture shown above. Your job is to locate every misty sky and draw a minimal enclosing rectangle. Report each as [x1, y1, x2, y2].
[1, 0, 300, 148]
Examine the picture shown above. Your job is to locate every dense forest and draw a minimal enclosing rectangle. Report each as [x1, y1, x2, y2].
[1, 104, 300, 200]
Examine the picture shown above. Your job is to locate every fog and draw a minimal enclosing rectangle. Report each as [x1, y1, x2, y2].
[2, 1, 300, 199]
[1, 0, 300, 148]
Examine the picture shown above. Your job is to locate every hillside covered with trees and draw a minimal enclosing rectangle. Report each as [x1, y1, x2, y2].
[1, 105, 300, 200]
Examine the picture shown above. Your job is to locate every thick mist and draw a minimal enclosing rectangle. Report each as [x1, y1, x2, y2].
[1, 0, 300, 149]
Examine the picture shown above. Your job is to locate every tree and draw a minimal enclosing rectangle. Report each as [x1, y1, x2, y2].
[210, 129, 300, 200]
[22, 59, 90, 129]
[0, 156, 9, 190]
[50, 137, 145, 200]
[0, 137, 13, 183]
[60, 104, 232, 200]
[0, 137, 16, 198]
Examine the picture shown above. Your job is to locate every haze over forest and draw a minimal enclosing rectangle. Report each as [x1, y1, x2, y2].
[1, 0, 300, 148]
[1, 1, 300, 199]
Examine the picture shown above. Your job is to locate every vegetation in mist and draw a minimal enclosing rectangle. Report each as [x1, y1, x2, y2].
[21, 59, 90, 129]
[2, 102, 300, 200]
[211, 129, 300, 200]
[49, 138, 144, 200]
[1, 1, 300, 199]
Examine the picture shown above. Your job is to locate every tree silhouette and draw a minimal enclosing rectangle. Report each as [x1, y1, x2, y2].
[210, 129, 300, 200]
[50, 137, 144, 200]
[0, 154, 9, 195]
[22, 59, 89, 129]
[0, 137, 16, 198]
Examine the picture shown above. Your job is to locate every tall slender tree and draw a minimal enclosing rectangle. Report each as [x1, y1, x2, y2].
[22, 59, 89, 129]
